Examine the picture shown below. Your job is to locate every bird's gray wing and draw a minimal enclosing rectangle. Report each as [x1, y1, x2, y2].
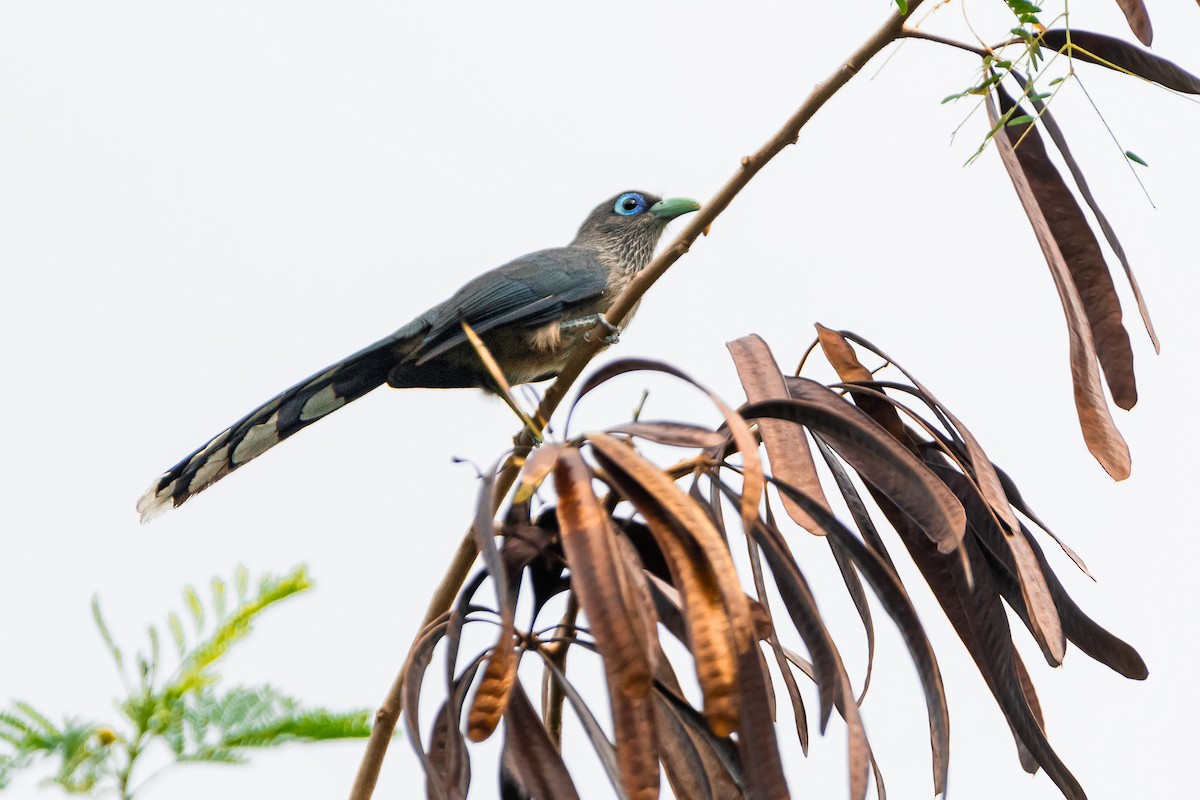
[409, 247, 610, 364]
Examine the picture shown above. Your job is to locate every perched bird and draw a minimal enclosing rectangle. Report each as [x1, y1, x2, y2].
[137, 190, 700, 521]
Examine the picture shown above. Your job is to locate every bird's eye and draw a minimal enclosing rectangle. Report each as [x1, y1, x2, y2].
[613, 192, 647, 216]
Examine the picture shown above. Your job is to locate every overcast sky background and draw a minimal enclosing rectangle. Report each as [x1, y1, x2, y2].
[2, 2, 1197, 798]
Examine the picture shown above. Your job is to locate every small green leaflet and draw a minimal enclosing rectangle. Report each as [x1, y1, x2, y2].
[1125, 151, 1149, 166]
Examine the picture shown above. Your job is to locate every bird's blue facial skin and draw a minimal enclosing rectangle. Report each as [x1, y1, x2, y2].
[613, 192, 648, 216]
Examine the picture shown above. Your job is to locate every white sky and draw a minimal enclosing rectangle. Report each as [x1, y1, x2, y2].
[2, 2, 1197, 799]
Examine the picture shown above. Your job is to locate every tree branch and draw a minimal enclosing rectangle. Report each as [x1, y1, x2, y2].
[901, 27, 991, 57]
[347, 4, 923, 798]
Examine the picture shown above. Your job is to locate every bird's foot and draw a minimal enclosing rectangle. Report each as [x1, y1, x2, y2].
[577, 314, 620, 345]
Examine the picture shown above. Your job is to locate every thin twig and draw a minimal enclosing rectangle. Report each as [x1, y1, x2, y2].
[461, 320, 546, 440]
[541, 593, 580, 750]
[346, 4, 923, 798]
[901, 27, 990, 57]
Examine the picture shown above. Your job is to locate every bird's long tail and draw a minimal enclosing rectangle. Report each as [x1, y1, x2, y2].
[137, 336, 403, 522]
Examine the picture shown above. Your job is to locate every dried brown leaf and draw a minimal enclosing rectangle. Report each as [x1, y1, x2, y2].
[644, 574, 689, 649]
[815, 325, 912, 451]
[963, 490, 1148, 680]
[1016, 74, 1159, 353]
[867, 487, 1086, 800]
[537, 653, 631, 800]
[655, 686, 747, 797]
[827, 536, 877, 704]
[514, 443, 562, 503]
[827, 329, 1025, 533]
[466, 639, 518, 742]
[717, 479, 871, 799]
[615, 534, 662, 679]
[814, 438, 897, 571]
[1040, 29, 1200, 92]
[996, 84, 1138, 412]
[604, 420, 727, 448]
[588, 432, 753, 736]
[992, 461, 1094, 578]
[597, 469, 788, 799]
[1012, 651, 1045, 774]
[932, 464, 1066, 666]
[640, 544, 738, 737]
[830, 330, 1066, 664]
[1003, 526, 1065, 665]
[744, 534, 810, 754]
[427, 656, 484, 800]
[835, 660, 872, 800]
[815, 325, 874, 384]
[1114, 0, 1153, 45]
[732, 643, 791, 800]
[755, 383, 968, 554]
[576, 358, 763, 540]
[465, 461, 517, 742]
[705, 479, 838, 732]
[654, 694, 731, 800]
[1016, 524, 1147, 679]
[987, 88, 1132, 479]
[750, 477, 950, 795]
[500, 683, 582, 800]
[554, 447, 659, 800]
[401, 616, 453, 800]
[728, 334, 831, 535]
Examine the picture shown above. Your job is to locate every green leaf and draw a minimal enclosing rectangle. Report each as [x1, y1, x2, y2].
[47, 718, 106, 793]
[1004, 0, 1042, 26]
[1006, 114, 1036, 126]
[0, 707, 108, 794]
[0, 710, 34, 737]
[1124, 150, 1148, 166]
[175, 567, 312, 692]
[91, 597, 126, 684]
[894, 0, 908, 14]
[168, 610, 187, 656]
[178, 747, 246, 764]
[2, 564, 359, 799]
[184, 584, 205, 632]
[13, 702, 59, 738]
[146, 625, 161, 691]
[221, 708, 373, 747]
[235, 564, 250, 603]
[212, 577, 228, 620]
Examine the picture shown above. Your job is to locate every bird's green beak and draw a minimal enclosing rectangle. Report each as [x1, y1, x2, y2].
[650, 197, 701, 220]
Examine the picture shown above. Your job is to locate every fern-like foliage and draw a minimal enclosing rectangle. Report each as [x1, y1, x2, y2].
[0, 566, 371, 799]
[0, 708, 105, 793]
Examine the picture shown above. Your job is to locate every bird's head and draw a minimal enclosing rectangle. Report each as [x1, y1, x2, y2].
[572, 190, 701, 273]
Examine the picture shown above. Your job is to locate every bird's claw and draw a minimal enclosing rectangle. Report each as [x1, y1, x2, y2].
[583, 314, 620, 345]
